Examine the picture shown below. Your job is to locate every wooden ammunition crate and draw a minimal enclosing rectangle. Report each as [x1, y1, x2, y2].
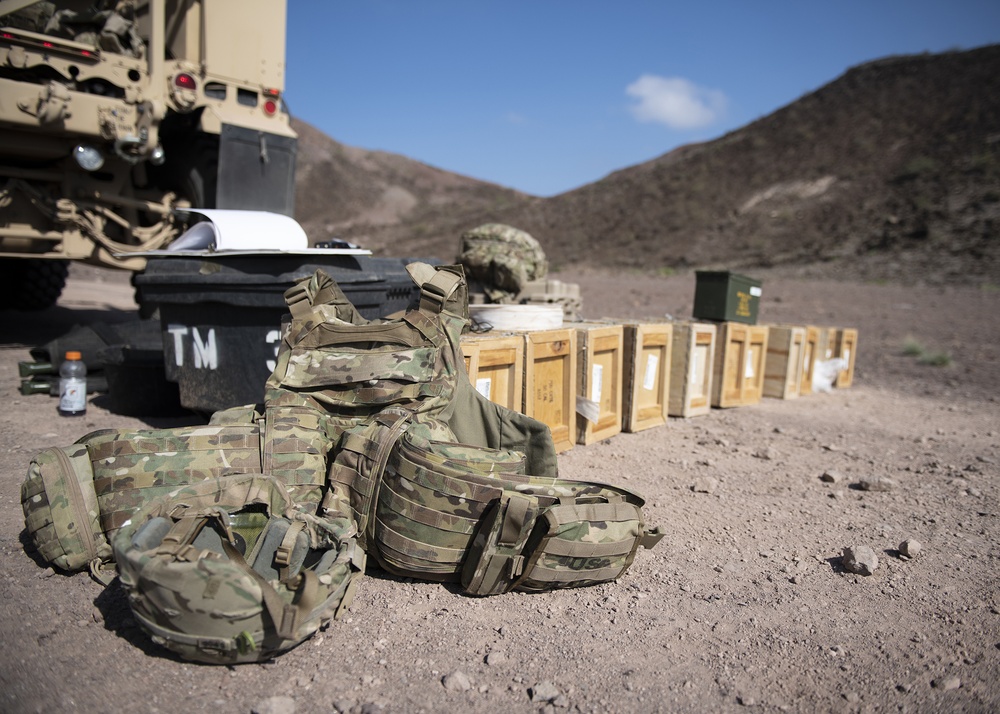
[799, 325, 821, 396]
[522, 328, 577, 452]
[763, 325, 805, 399]
[574, 323, 624, 445]
[818, 326, 836, 362]
[712, 322, 769, 408]
[669, 321, 716, 418]
[622, 322, 672, 432]
[834, 328, 858, 388]
[460, 333, 525, 411]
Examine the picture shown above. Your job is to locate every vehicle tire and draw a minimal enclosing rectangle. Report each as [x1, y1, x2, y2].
[0, 258, 69, 311]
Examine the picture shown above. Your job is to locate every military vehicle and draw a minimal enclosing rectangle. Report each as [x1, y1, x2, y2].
[0, 0, 297, 309]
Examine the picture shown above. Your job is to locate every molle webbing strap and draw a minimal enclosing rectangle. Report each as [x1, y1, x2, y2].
[286, 320, 428, 350]
[377, 484, 479, 536]
[387, 447, 503, 503]
[500, 494, 532, 547]
[154, 515, 209, 559]
[284, 271, 341, 319]
[522, 562, 626, 584]
[543, 500, 635, 527]
[88, 429, 260, 460]
[539, 538, 636, 558]
[373, 518, 467, 564]
[356, 410, 412, 524]
[274, 520, 307, 581]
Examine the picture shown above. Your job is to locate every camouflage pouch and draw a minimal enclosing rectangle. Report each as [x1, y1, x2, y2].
[262, 404, 335, 512]
[370, 427, 525, 581]
[513, 495, 662, 593]
[21, 438, 113, 573]
[88, 421, 262, 539]
[461, 487, 663, 595]
[461, 492, 540, 596]
[114, 473, 365, 664]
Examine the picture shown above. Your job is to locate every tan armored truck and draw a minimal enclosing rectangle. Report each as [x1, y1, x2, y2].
[0, 0, 297, 309]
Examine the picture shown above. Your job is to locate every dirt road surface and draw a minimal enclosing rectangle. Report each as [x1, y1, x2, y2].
[1, 264, 998, 713]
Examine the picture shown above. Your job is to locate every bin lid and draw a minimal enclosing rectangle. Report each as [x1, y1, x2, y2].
[116, 209, 371, 258]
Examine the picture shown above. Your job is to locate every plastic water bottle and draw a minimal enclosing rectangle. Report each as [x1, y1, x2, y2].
[58, 351, 87, 416]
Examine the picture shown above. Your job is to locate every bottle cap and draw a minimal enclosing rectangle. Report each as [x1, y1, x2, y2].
[65, 351, 82, 361]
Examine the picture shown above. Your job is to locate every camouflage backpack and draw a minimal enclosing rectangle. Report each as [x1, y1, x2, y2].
[459, 223, 548, 303]
[113, 473, 364, 664]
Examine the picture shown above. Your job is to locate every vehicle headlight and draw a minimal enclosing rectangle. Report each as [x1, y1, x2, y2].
[74, 144, 104, 171]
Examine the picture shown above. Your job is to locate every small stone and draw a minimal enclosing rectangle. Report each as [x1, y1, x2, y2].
[898, 539, 922, 559]
[843, 692, 861, 704]
[842, 545, 878, 575]
[530, 681, 561, 703]
[931, 676, 961, 691]
[858, 477, 897, 492]
[692, 476, 719, 494]
[251, 696, 296, 714]
[486, 652, 507, 666]
[820, 469, 844, 483]
[331, 699, 354, 714]
[738, 694, 756, 706]
[442, 671, 472, 692]
[753, 447, 777, 460]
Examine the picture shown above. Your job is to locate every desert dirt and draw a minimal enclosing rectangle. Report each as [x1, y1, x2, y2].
[0, 264, 998, 714]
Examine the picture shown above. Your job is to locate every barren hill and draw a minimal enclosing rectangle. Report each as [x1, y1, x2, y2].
[294, 45, 1000, 282]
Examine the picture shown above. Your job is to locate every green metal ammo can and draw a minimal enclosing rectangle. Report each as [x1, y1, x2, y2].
[692, 271, 762, 325]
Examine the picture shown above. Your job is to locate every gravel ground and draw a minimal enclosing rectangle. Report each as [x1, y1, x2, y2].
[0, 264, 997, 714]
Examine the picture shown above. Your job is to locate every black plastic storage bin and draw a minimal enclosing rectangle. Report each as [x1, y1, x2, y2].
[692, 271, 762, 325]
[134, 253, 427, 413]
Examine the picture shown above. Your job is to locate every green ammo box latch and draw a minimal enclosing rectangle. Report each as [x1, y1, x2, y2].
[692, 271, 762, 324]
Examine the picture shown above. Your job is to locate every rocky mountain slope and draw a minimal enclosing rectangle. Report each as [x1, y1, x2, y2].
[294, 45, 1000, 283]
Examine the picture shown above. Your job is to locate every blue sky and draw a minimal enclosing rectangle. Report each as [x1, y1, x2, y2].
[285, 1, 1000, 197]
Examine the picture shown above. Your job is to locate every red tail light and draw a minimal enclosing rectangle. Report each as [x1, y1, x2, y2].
[174, 73, 197, 90]
[263, 99, 278, 116]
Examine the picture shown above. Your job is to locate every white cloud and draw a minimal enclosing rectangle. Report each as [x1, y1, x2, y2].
[626, 75, 726, 129]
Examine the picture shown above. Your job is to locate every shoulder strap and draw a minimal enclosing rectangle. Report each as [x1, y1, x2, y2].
[406, 263, 468, 318]
[284, 269, 366, 324]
